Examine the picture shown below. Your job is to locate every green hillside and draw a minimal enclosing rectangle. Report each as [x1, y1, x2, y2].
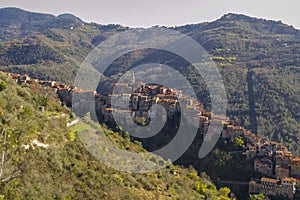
[0, 72, 232, 199]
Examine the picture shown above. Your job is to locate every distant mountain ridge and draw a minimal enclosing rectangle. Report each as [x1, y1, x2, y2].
[0, 8, 299, 42]
[219, 13, 300, 35]
[0, 7, 86, 41]
[176, 13, 299, 34]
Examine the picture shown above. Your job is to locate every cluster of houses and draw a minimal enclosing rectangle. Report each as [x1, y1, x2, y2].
[249, 177, 297, 199]
[4, 72, 96, 100]
[218, 112, 300, 199]
[3, 71, 300, 199]
[247, 139, 300, 199]
[95, 82, 204, 125]
[4, 71, 204, 124]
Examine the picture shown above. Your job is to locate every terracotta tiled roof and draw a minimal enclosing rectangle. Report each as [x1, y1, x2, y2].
[261, 177, 278, 183]
[291, 157, 300, 164]
[104, 108, 116, 111]
[281, 177, 297, 182]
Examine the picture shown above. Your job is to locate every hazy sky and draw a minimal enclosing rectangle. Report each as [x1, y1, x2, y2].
[0, 0, 299, 29]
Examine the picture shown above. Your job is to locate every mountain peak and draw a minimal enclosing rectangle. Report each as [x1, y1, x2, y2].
[0, 7, 27, 13]
[0, 7, 22, 12]
[0, 7, 54, 19]
[219, 13, 287, 26]
[217, 13, 299, 35]
[57, 13, 85, 24]
[220, 13, 259, 21]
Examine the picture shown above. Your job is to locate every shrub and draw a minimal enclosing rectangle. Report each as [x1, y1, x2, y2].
[0, 82, 7, 91]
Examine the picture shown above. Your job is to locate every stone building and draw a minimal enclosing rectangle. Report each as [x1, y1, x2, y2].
[291, 157, 300, 177]
[275, 164, 290, 179]
[254, 157, 273, 176]
[249, 177, 297, 199]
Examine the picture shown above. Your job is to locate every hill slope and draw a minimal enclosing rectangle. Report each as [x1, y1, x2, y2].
[0, 72, 232, 199]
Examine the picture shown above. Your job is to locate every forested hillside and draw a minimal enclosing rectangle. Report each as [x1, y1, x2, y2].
[175, 14, 300, 152]
[0, 8, 299, 155]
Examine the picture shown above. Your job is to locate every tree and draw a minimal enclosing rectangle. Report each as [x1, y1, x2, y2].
[134, 117, 147, 126]
[234, 137, 245, 147]
[219, 187, 231, 197]
[0, 82, 6, 92]
[249, 194, 266, 200]
[194, 181, 208, 195]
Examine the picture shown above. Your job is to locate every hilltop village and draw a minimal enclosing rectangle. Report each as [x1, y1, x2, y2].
[3, 71, 300, 199]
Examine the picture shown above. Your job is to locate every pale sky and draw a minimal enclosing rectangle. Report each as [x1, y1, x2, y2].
[0, 0, 299, 29]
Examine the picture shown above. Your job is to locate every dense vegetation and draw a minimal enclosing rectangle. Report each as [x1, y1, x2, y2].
[0, 9, 298, 155]
[175, 13, 300, 153]
[0, 72, 233, 199]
